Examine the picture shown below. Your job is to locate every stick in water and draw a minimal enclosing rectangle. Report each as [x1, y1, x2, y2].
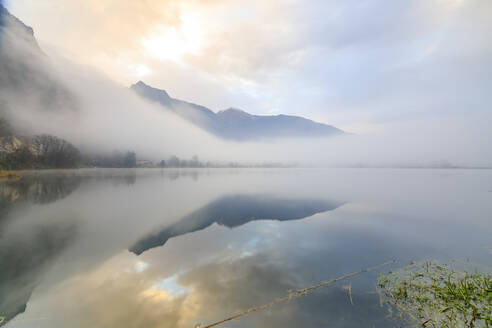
[197, 260, 396, 328]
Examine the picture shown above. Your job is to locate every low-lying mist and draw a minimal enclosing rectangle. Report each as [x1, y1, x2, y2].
[2, 22, 491, 168]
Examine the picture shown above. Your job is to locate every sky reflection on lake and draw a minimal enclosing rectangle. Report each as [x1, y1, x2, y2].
[0, 168, 491, 328]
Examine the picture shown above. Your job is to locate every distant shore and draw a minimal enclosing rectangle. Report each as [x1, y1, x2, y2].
[2, 165, 491, 173]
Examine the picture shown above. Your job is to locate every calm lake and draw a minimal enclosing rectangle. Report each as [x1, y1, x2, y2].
[1, 168, 491, 328]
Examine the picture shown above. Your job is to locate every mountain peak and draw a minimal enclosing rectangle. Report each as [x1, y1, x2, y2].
[218, 107, 251, 117]
[133, 80, 148, 87]
[130, 81, 171, 105]
[131, 81, 169, 96]
[0, 4, 34, 36]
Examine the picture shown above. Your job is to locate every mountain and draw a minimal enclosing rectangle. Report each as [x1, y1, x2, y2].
[131, 81, 345, 140]
[0, 5, 85, 171]
[1, 4, 342, 144]
[0, 4, 76, 132]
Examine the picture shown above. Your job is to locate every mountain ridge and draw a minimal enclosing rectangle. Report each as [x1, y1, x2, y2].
[0, 3, 77, 130]
[131, 81, 345, 141]
[0, 4, 35, 39]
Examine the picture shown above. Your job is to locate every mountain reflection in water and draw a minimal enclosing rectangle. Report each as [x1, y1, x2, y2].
[0, 173, 82, 325]
[130, 194, 343, 255]
[0, 168, 490, 328]
[0, 169, 141, 325]
[0, 224, 75, 325]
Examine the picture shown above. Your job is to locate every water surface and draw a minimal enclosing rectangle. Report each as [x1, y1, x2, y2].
[1, 168, 491, 328]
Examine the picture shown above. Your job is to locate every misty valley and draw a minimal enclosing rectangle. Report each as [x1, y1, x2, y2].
[1, 2, 491, 328]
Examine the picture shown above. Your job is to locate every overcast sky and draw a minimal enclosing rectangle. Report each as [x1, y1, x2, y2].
[5, 0, 492, 132]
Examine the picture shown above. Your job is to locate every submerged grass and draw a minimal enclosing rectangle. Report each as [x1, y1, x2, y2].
[378, 261, 492, 328]
[0, 170, 20, 177]
[0, 170, 20, 182]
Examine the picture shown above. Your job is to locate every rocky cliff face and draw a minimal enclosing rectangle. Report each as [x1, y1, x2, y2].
[0, 4, 77, 133]
[0, 5, 81, 170]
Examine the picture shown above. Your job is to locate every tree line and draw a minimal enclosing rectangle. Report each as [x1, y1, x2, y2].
[158, 155, 291, 168]
[84, 150, 137, 168]
[0, 134, 137, 170]
[159, 155, 204, 168]
[0, 134, 80, 169]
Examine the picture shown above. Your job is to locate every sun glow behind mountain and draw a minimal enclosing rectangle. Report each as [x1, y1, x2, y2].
[141, 13, 204, 64]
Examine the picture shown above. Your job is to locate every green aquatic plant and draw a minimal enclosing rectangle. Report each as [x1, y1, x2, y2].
[378, 261, 492, 327]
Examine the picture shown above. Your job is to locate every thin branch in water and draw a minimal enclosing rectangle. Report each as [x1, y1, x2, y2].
[197, 260, 396, 328]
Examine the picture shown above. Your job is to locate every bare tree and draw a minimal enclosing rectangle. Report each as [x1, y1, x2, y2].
[31, 134, 80, 168]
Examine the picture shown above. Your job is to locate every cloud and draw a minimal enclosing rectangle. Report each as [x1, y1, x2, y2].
[24, 244, 394, 328]
[3, 0, 491, 166]
[7, 0, 492, 125]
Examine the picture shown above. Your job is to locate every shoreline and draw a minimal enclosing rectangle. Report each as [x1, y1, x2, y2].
[2, 166, 491, 173]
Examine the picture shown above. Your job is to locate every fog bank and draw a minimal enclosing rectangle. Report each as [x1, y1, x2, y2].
[1, 11, 490, 167]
